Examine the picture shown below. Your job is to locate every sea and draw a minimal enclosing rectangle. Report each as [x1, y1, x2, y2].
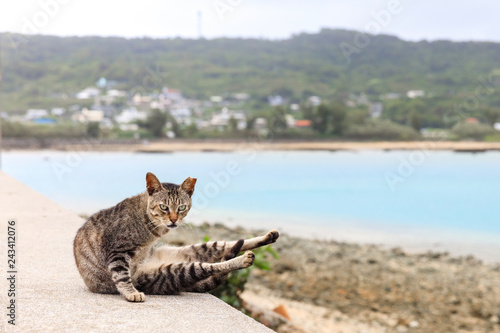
[2, 150, 500, 262]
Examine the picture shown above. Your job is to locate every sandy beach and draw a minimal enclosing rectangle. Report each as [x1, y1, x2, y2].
[4, 138, 500, 152]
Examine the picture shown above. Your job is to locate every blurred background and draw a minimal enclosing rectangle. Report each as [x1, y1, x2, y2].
[1, 1, 500, 332]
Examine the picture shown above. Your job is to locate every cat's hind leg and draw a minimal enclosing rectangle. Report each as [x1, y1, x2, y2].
[236, 229, 280, 251]
[133, 247, 254, 295]
[184, 239, 245, 293]
[176, 230, 279, 263]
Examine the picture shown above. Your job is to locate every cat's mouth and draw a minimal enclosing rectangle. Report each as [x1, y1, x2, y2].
[166, 223, 178, 229]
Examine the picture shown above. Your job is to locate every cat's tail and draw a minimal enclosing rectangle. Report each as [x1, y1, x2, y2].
[184, 239, 244, 293]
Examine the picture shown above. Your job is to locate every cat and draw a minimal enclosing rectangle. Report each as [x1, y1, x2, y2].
[73, 172, 279, 302]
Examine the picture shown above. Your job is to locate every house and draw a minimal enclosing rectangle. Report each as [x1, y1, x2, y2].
[210, 96, 223, 103]
[51, 108, 66, 116]
[466, 117, 479, 124]
[308, 96, 321, 106]
[73, 108, 104, 123]
[170, 108, 192, 125]
[232, 93, 249, 101]
[163, 88, 183, 102]
[407, 90, 425, 99]
[26, 109, 48, 120]
[115, 108, 147, 124]
[268, 95, 284, 106]
[133, 93, 152, 106]
[76, 87, 100, 99]
[107, 89, 127, 98]
[295, 120, 312, 128]
[286, 115, 296, 128]
[210, 107, 246, 130]
[254, 117, 267, 130]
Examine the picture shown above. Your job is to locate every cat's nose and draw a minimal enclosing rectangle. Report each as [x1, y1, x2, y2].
[170, 218, 177, 223]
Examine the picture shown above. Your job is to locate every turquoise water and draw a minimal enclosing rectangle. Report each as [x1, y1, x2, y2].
[2, 150, 500, 237]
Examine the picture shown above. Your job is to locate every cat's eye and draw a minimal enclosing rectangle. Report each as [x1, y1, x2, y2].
[178, 205, 187, 211]
[159, 204, 168, 211]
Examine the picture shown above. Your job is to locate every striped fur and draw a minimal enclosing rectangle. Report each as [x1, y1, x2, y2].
[73, 172, 279, 302]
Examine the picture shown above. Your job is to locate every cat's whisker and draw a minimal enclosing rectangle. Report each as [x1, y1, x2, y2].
[180, 222, 192, 230]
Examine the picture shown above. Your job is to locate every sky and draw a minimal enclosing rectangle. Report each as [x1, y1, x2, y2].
[0, 0, 498, 42]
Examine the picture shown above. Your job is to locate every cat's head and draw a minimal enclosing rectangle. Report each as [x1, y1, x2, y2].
[145, 172, 196, 231]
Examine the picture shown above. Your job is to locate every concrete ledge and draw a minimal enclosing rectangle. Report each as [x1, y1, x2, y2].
[0, 172, 273, 333]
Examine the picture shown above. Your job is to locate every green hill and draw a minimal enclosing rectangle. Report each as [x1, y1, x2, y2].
[1, 28, 500, 114]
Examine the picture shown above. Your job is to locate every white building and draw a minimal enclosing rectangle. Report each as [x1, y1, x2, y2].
[51, 108, 66, 116]
[286, 114, 296, 128]
[119, 124, 140, 131]
[162, 88, 183, 102]
[407, 90, 425, 99]
[76, 87, 100, 99]
[170, 108, 192, 125]
[494, 123, 500, 131]
[232, 93, 249, 101]
[210, 107, 246, 130]
[26, 109, 48, 120]
[107, 89, 126, 98]
[308, 96, 321, 106]
[133, 93, 152, 105]
[268, 95, 284, 106]
[73, 108, 104, 123]
[115, 108, 147, 124]
[254, 118, 267, 130]
[210, 96, 223, 103]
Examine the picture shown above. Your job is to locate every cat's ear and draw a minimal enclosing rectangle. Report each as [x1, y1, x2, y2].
[181, 177, 197, 197]
[146, 172, 162, 195]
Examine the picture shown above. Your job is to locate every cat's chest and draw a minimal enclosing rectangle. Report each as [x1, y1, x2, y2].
[130, 243, 155, 273]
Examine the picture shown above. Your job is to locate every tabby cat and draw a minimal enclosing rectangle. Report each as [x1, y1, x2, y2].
[73, 172, 279, 302]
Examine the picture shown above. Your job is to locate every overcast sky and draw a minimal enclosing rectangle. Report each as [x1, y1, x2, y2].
[0, 0, 498, 42]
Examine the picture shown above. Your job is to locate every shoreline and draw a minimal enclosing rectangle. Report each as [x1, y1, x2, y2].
[3, 139, 500, 152]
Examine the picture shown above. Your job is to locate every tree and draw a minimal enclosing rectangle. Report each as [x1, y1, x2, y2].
[246, 116, 256, 130]
[146, 109, 167, 137]
[483, 108, 500, 126]
[408, 110, 422, 132]
[314, 104, 330, 134]
[228, 116, 238, 132]
[167, 111, 182, 138]
[86, 122, 101, 138]
[184, 123, 198, 137]
[302, 103, 314, 122]
[330, 103, 347, 135]
[269, 106, 288, 132]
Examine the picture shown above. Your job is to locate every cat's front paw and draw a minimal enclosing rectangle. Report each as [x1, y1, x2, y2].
[241, 251, 255, 268]
[125, 291, 145, 302]
[262, 230, 279, 245]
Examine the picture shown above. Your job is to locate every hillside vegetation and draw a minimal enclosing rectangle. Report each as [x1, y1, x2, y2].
[1, 29, 500, 140]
